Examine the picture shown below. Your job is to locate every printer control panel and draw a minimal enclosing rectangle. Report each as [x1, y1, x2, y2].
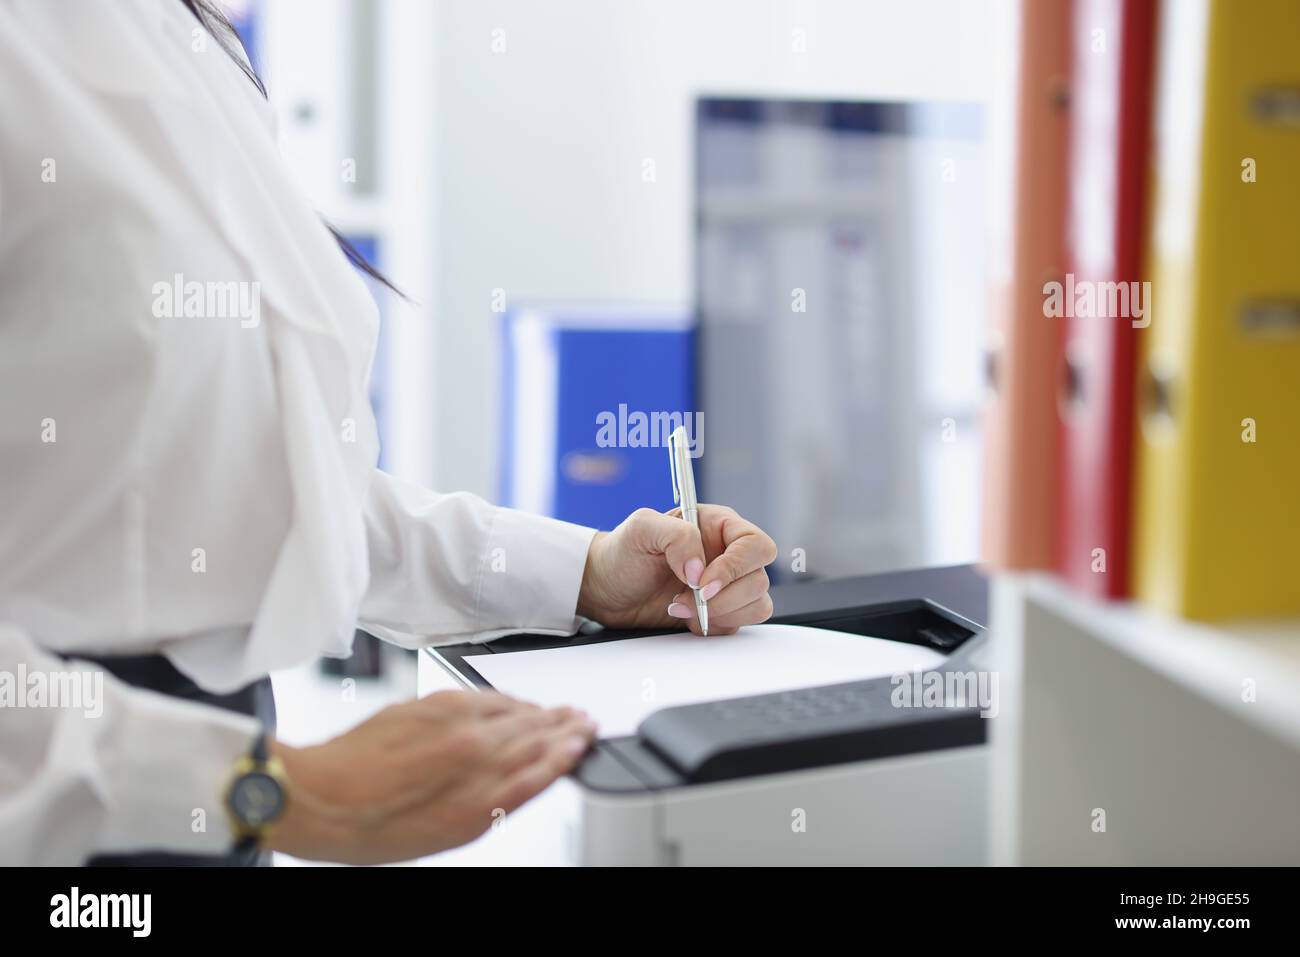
[637, 670, 985, 784]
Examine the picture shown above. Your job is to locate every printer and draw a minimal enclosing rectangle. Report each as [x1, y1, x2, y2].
[422, 564, 992, 866]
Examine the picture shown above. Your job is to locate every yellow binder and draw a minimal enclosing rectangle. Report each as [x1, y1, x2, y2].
[1133, 0, 1300, 620]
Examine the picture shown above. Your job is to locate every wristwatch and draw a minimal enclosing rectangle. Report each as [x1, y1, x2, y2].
[224, 733, 289, 852]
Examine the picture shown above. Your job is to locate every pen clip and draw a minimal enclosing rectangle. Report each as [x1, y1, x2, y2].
[668, 428, 682, 505]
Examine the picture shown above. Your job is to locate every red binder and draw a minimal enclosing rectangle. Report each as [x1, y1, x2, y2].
[981, 0, 1073, 571]
[1056, 0, 1157, 597]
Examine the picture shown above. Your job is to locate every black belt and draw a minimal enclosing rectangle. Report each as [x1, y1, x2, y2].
[64, 651, 276, 867]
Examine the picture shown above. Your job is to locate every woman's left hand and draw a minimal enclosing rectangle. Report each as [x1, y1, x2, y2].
[576, 505, 778, 636]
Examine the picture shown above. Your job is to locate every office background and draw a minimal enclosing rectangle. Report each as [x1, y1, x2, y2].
[236, 0, 995, 863]
[212, 0, 1300, 868]
[238, 0, 991, 506]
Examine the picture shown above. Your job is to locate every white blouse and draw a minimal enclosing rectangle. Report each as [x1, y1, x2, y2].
[0, 0, 595, 863]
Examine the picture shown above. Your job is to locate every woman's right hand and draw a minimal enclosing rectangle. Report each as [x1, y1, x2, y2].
[265, 690, 597, 864]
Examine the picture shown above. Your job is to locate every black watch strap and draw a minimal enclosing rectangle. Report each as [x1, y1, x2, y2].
[232, 731, 273, 855]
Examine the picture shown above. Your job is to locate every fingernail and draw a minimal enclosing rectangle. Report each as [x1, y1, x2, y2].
[667, 602, 693, 619]
[564, 736, 589, 756]
[700, 580, 723, 601]
[685, 558, 703, 587]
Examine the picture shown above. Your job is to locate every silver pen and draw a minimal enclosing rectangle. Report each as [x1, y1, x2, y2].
[668, 425, 708, 635]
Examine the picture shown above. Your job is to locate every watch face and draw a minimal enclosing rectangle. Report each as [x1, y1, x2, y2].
[229, 771, 286, 828]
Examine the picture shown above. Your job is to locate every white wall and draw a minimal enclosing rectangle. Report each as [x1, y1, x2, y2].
[425, 0, 995, 498]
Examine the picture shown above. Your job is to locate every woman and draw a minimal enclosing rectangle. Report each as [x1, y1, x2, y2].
[0, 0, 776, 865]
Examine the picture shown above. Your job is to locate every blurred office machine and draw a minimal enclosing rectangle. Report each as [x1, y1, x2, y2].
[1056, 0, 1156, 598]
[253, 0, 440, 494]
[498, 304, 695, 531]
[252, 0, 440, 478]
[697, 99, 985, 583]
[255, 0, 384, 210]
[1131, 0, 1300, 621]
[980, 0, 1072, 573]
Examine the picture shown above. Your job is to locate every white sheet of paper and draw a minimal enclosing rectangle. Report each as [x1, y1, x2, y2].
[464, 623, 947, 737]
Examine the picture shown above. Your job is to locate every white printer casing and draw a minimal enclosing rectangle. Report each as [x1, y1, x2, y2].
[572, 745, 986, 866]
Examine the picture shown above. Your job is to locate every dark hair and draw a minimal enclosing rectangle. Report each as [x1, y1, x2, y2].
[180, 0, 404, 297]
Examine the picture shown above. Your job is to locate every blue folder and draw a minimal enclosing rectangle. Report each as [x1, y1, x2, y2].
[499, 304, 695, 530]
